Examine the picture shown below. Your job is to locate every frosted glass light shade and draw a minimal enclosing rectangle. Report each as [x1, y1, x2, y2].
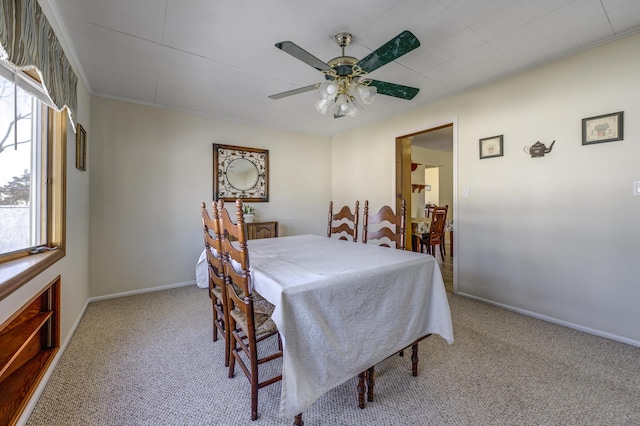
[318, 81, 338, 99]
[333, 94, 360, 117]
[314, 96, 334, 114]
[315, 79, 370, 117]
[356, 85, 376, 105]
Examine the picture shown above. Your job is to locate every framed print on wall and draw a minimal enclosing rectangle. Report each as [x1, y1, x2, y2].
[76, 123, 87, 171]
[479, 135, 504, 159]
[582, 111, 623, 145]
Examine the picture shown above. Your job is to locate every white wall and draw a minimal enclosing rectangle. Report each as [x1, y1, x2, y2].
[89, 98, 331, 297]
[330, 125, 398, 211]
[410, 146, 454, 218]
[424, 167, 440, 206]
[332, 32, 640, 345]
[410, 160, 424, 218]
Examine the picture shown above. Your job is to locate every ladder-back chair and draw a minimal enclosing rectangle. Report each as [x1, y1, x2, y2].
[362, 199, 406, 249]
[360, 199, 435, 407]
[218, 200, 282, 422]
[200, 201, 229, 365]
[425, 205, 448, 260]
[327, 201, 359, 242]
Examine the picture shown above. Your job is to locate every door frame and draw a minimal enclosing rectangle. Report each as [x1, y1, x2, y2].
[395, 119, 458, 293]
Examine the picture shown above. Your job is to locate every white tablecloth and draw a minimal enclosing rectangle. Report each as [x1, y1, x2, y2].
[246, 234, 453, 417]
[195, 249, 208, 288]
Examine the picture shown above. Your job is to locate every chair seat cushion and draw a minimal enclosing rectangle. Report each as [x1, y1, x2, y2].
[211, 285, 223, 300]
[230, 308, 278, 337]
[227, 284, 275, 316]
[253, 291, 275, 316]
[210, 286, 276, 334]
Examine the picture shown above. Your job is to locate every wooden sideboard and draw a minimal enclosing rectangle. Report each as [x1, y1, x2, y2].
[246, 221, 278, 240]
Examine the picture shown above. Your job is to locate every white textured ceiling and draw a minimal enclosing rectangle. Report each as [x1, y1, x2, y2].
[46, 0, 640, 137]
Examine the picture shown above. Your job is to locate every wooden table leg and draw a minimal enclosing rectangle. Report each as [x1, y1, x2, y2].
[357, 371, 366, 408]
[411, 235, 419, 252]
[366, 366, 375, 402]
[411, 343, 419, 377]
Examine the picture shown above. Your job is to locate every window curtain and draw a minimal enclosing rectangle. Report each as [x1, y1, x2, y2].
[0, 0, 77, 128]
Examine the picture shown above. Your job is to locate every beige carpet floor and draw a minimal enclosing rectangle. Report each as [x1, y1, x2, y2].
[27, 281, 640, 425]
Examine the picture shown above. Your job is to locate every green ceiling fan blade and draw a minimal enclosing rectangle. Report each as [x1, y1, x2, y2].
[357, 30, 420, 74]
[275, 41, 331, 72]
[268, 84, 319, 100]
[369, 80, 419, 100]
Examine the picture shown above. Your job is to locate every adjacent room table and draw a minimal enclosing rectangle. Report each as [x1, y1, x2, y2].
[246, 234, 454, 418]
[411, 218, 454, 255]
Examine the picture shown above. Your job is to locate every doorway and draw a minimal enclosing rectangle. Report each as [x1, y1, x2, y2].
[396, 123, 455, 292]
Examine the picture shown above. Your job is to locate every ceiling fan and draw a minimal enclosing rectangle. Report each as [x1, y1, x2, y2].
[268, 30, 421, 118]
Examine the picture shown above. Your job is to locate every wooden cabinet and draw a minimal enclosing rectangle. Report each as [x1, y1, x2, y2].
[0, 277, 60, 426]
[246, 221, 278, 239]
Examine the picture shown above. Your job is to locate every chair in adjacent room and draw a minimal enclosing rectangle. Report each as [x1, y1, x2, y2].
[200, 201, 229, 366]
[218, 199, 282, 422]
[425, 203, 437, 218]
[327, 201, 360, 242]
[424, 205, 448, 260]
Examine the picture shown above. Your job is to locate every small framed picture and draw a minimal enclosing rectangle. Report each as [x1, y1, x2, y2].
[582, 111, 623, 145]
[479, 135, 503, 159]
[76, 123, 87, 171]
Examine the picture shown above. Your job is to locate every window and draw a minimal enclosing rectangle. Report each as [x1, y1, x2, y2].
[0, 70, 45, 254]
[0, 62, 66, 300]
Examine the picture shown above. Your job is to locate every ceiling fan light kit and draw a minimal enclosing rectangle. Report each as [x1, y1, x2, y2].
[269, 30, 421, 118]
[314, 72, 377, 117]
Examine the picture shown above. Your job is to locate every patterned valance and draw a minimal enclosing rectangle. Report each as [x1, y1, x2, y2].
[0, 0, 77, 127]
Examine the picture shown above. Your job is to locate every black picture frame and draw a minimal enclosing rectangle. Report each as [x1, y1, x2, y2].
[75, 123, 87, 171]
[479, 135, 504, 159]
[582, 111, 623, 145]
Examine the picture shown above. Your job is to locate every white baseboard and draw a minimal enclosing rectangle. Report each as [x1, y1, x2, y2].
[457, 291, 640, 348]
[88, 280, 196, 303]
[15, 280, 197, 425]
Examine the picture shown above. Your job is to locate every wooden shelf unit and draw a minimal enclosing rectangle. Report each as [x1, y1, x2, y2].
[0, 277, 60, 426]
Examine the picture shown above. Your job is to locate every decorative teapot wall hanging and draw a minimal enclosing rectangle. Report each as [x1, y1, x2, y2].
[524, 140, 555, 158]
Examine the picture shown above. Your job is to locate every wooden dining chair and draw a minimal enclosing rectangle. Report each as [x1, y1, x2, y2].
[362, 199, 406, 249]
[425, 203, 437, 218]
[200, 202, 229, 365]
[218, 199, 282, 422]
[359, 199, 409, 405]
[327, 201, 359, 242]
[216, 200, 275, 316]
[425, 205, 448, 260]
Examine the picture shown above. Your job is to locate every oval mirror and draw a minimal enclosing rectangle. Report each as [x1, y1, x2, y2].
[225, 158, 259, 191]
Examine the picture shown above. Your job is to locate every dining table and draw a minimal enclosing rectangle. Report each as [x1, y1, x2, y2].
[246, 234, 454, 418]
